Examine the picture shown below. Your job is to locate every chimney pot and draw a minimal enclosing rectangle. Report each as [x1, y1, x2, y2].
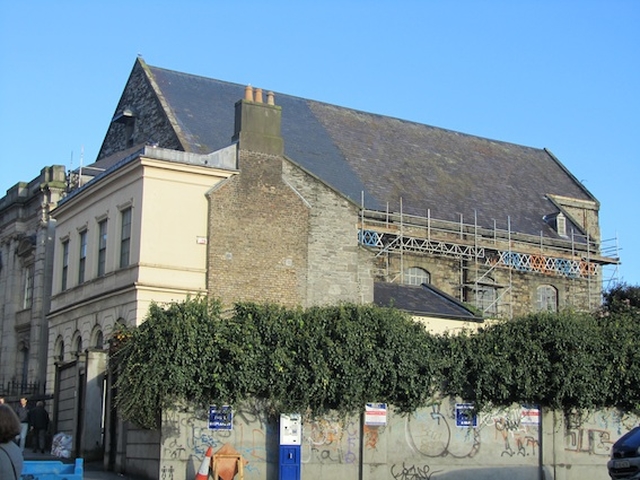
[244, 85, 253, 101]
[254, 88, 263, 103]
[267, 91, 275, 105]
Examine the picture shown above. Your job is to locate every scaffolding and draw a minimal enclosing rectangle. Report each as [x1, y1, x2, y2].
[358, 197, 620, 318]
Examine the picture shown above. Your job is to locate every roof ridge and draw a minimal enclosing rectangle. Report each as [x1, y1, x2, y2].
[147, 62, 545, 153]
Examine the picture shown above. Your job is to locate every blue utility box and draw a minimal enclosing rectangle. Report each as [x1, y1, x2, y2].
[279, 413, 301, 480]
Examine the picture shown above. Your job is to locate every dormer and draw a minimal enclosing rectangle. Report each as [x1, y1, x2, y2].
[544, 212, 567, 237]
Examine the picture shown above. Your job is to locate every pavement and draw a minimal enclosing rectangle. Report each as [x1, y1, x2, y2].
[23, 450, 142, 480]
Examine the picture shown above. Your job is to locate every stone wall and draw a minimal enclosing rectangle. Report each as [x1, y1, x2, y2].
[282, 161, 374, 306]
[98, 60, 182, 160]
[0, 165, 66, 396]
[382, 251, 595, 319]
[207, 151, 310, 307]
[207, 151, 374, 309]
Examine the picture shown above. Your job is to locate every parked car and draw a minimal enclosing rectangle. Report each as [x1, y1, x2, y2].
[609, 426, 640, 479]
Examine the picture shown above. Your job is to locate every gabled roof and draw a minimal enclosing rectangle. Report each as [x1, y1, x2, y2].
[374, 282, 481, 321]
[101, 58, 597, 239]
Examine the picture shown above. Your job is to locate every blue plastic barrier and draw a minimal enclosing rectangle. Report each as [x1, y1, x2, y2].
[21, 458, 83, 480]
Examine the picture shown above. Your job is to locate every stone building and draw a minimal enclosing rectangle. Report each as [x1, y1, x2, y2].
[94, 58, 616, 319]
[4, 56, 618, 475]
[0, 166, 66, 400]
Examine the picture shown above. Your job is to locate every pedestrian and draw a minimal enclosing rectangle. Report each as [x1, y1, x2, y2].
[15, 398, 29, 451]
[28, 401, 49, 454]
[0, 404, 23, 479]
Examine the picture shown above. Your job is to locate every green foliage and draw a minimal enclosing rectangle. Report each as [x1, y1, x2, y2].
[113, 296, 640, 430]
[603, 283, 640, 315]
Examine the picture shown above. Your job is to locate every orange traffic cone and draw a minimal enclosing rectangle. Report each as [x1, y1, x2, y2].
[195, 446, 213, 480]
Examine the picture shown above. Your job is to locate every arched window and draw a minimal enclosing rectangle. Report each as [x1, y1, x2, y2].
[403, 267, 430, 286]
[475, 285, 497, 315]
[468, 276, 498, 316]
[55, 336, 64, 362]
[537, 285, 558, 312]
[75, 336, 83, 355]
[94, 330, 104, 349]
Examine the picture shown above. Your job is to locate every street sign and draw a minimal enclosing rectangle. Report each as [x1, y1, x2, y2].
[208, 405, 233, 430]
[455, 403, 477, 427]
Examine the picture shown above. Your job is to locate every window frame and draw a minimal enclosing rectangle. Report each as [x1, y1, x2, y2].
[403, 266, 430, 286]
[23, 263, 34, 309]
[78, 229, 87, 284]
[119, 207, 132, 269]
[536, 284, 558, 312]
[97, 219, 108, 276]
[61, 239, 70, 291]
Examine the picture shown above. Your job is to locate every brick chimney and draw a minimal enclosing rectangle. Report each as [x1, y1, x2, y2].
[232, 86, 284, 155]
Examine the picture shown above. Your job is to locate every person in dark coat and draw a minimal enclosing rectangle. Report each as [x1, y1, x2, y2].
[28, 401, 49, 454]
[14, 398, 29, 451]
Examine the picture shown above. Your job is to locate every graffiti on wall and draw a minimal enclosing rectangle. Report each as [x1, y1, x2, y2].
[160, 407, 269, 475]
[491, 414, 539, 457]
[158, 401, 640, 479]
[390, 461, 441, 480]
[405, 403, 481, 458]
[564, 409, 639, 456]
[403, 402, 542, 460]
[301, 416, 359, 464]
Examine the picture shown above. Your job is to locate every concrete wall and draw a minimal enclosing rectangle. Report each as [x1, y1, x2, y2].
[116, 399, 636, 480]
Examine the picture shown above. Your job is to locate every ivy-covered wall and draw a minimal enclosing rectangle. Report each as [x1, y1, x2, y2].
[110, 292, 640, 479]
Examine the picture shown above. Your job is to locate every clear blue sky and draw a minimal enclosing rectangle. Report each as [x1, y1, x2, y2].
[1, 1, 638, 286]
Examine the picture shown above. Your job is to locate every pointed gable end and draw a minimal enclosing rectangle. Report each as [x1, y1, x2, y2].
[97, 58, 184, 160]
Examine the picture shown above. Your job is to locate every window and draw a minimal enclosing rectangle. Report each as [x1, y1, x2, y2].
[55, 336, 64, 362]
[23, 264, 34, 309]
[21, 346, 29, 387]
[120, 207, 132, 268]
[403, 267, 430, 286]
[537, 285, 558, 312]
[556, 214, 567, 237]
[475, 285, 497, 315]
[78, 230, 87, 283]
[97, 219, 108, 276]
[94, 330, 104, 349]
[75, 336, 83, 355]
[61, 240, 69, 290]
[469, 277, 498, 316]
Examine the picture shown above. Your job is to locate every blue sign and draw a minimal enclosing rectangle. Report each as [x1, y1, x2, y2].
[455, 403, 477, 427]
[209, 405, 233, 430]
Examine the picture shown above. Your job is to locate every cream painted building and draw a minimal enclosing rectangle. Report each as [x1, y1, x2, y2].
[46, 145, 236, 457]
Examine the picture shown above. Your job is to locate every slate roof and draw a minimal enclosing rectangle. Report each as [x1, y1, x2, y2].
[374, 282, 481, 321]
[125, 60, 597, 239]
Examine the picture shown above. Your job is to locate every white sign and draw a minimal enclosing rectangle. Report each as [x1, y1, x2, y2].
[365, 403, 387, 426]
[520, 406, 540, 425]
